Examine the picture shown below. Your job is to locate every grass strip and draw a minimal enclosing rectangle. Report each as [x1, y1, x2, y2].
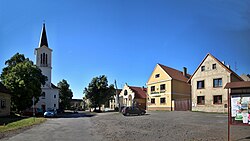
[0, 117, 46, 133]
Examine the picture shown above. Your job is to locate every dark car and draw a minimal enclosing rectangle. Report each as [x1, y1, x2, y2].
[122, 106, 146, 116]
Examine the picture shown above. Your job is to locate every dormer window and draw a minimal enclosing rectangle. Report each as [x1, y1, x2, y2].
[155, 74, 160, 78]
[201, 66, 205, 71]
[212, 64, 216, 69]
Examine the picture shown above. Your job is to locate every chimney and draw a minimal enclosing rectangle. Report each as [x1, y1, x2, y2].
[183, 67, 187, 77]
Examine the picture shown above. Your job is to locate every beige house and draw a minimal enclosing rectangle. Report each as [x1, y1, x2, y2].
[241, 74, 250, 81]
[147, 64, 191, 111]
[70, 99, 84, 110]
[119, 84, 147, 110]
[0, 82, 11, 117]
[189, 53, 243, 113]
[109, 89, 121, 110]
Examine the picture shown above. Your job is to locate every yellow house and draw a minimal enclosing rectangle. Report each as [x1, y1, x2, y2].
[0, 82, 11, 117]
[147, 64, 191, 111]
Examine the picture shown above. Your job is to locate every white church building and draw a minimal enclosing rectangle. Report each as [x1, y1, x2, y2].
[34, 23, 59, 112]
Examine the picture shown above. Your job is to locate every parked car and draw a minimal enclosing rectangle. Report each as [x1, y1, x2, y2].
[122, 106, 146, 116]
[44, 109, 57, 118]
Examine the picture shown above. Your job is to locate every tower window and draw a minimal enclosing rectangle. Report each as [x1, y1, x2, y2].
[46, 54, 48, 65]
[40, 54, 43, 64]
[43, 53, 45, 64]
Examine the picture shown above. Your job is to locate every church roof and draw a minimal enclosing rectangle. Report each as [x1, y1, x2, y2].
[39, 23, 49, 47]
[51, 83, 59, 89]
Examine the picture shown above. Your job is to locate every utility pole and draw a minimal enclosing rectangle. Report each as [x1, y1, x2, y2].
[114, 80, 120, 112]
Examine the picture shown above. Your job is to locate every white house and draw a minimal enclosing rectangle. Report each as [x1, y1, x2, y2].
[34, 23, 59, 112]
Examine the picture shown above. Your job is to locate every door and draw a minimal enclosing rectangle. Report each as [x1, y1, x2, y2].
[174, 99, 191, 111]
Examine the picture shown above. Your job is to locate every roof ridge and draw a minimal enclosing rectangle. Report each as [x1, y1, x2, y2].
[158, 63, 191, 76]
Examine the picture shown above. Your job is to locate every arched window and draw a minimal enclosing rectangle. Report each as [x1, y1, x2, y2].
[40, 54, 43, 64]
[45, 54, 48, 65]
[43, 53, 45, 64]
[124, 90, 128, 96]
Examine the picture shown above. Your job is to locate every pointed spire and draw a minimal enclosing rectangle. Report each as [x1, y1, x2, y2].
[39, 23, 49, 47]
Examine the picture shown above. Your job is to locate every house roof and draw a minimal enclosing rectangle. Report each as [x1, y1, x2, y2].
[158, 64, 191, 82]
[39, 23, 49, 47]
[188, 53, 243, 83]
[0, 82, 11, 94]
[224, 81, 250, 89]
[128, 86, 147, 99]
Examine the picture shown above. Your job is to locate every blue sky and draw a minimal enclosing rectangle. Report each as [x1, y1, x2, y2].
[0, 0, 250, 99]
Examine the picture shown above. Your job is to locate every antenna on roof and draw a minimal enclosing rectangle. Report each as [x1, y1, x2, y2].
[234, 62, 238, 72]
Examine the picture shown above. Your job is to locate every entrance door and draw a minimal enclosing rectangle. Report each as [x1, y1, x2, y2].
[42, 105, 46, 112]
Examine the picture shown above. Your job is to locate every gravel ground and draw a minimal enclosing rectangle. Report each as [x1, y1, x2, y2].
[91, 111, 250, 141]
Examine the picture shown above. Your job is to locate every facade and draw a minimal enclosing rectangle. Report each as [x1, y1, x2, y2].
[109, 89, 121, 110]
[34, 23, 59, 112]
[119, 84, 147, 110]
[147, 64, 191, 111]
[0, 82, 11, 117]
[190, 53, 243, 113]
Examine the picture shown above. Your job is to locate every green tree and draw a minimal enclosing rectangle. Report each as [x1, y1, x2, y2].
[57, 79, 73, 110]
[0, 53, 47, 112]
[83, 75, 115, 111]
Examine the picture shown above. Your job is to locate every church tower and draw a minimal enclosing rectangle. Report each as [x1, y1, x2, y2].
[35, 23, 52, 87]
[34, 23, 59, 111]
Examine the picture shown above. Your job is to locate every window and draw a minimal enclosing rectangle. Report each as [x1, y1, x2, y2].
[160, 84, 165, 91]
[43, 53, 45, 64]
[45, 54, 48, 65]
[197, 96, 205, 105]
[124, 90, 128, 96]
[1, 99, 6, 109]
[41, 92, 45, 99]
[155, 74, 160, 78]
[151, 86, 155, 92]
[197, 80, 205, 89]
[54, 95, 56, 98]
[213, 95, 222, 104]
[151, 98, 155, 104]
[54, 104, 56, 107]
[160, 98, 166, 104]
[201, 66, 205, 71]
[40, 54, 43, 64]
[212, 64, 216, 69]
[213, 78, 222, 87]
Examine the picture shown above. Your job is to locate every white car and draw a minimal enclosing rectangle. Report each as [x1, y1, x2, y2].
[44, 109, 57, 118]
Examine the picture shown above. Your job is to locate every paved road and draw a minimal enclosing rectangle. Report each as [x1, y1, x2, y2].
[1, 112, 103, 141]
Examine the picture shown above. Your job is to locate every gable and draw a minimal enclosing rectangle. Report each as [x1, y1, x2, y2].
[189, 53, 243, 82]
[147, 64, 171, 85]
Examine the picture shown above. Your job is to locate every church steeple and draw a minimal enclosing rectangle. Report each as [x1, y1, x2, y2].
[39, 23, 49, 47]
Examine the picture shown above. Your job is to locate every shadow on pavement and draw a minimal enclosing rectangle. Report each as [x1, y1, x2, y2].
[56, 112, 96, 118]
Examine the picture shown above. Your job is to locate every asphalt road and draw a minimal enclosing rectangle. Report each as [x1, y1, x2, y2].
[1, 112, 103, 141]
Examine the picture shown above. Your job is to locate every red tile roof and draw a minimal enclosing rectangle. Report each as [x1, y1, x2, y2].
[224, 81, 250, 89]
[128, 86, 147, 99]
[158, 64, 191, 82]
